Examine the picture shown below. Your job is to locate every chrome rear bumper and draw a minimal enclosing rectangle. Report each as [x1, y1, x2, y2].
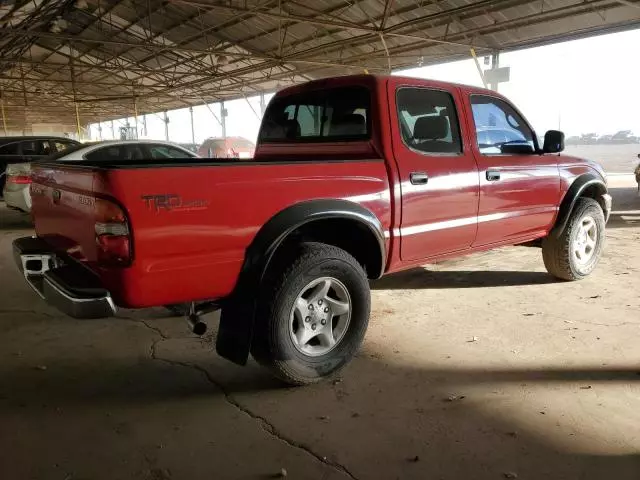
[13, 237, 116, 319]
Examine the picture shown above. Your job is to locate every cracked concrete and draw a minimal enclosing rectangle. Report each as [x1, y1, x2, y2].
[1, 175, 640, 480]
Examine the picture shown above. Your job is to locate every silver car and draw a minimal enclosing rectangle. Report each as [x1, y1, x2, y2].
[2, 140, 198, 213]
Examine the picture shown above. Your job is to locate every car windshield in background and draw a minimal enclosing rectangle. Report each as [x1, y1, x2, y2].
[259, 86, 371, 143]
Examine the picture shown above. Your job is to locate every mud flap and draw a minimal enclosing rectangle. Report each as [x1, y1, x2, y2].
[215, 274, 259, 365]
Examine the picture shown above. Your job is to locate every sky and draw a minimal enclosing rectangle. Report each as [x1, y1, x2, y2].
[90, 28, 640, 144]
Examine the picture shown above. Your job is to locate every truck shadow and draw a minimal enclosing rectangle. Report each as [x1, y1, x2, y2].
[371, 268, 556, 290]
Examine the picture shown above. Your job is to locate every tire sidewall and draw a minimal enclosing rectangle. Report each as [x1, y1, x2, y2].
[268, 253, 370, 381]
[568, 201, 605, 277]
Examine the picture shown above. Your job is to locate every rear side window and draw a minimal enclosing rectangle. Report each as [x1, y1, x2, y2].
[20, 140, 52, 156]
[0, 142, 19, 155]
[84, 145, 146, 162]
[396, 88, 462, 155]
[259, 86, 370, 143]
[148, 145, 192, 159]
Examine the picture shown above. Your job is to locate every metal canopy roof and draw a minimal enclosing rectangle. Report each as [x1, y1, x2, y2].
[1, 0, 639, 130]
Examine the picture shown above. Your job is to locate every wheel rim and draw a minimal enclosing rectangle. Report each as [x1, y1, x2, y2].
[289, 276, 352, 357]
[572, 214, 598, 266]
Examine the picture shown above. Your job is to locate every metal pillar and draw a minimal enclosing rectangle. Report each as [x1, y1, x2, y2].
[259, 92, 266, 115]
[142, 114, 147, 137]
[1, 92, 7, 135]
[189, 106, 195, 146]
[75, 103, 81, 139]
[110, 120, 115, 139]
[98, 123, 103, 140]
[133, 97, 139, 139]
[469, 48, 488, 89]
[163, 111, 169, 141]
[221, 101, 227, 139]
[489, 51, 500, 91]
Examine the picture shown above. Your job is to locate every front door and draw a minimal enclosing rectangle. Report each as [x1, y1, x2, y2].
[388, 79, 480, 262]
[465, 94, 561, 246]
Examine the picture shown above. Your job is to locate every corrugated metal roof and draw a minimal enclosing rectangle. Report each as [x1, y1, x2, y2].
[0, 0, 639, 129]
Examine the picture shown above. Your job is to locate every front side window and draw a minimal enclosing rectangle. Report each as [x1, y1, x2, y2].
[51, 140, 77, 153]
[396, 88, 462, 155]
[259, 86, 370, 143]
[471, 95, 535, 154]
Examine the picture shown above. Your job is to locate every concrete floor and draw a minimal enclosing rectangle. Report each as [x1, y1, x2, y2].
[1, 175, 639, 480]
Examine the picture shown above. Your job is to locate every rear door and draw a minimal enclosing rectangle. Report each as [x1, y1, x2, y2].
[465, 94, 560, 246]
[388, 78, 480, 262]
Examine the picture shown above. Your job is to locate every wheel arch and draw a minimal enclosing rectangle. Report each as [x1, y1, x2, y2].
[216, 199, 386, 366]
[552, 174, 607, 238]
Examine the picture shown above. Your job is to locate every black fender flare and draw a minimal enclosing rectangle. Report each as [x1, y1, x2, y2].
[552, 174, 607, 238]
[215, 199, 386, 365]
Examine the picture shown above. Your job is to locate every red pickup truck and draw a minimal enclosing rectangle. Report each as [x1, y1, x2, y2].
[14, 75, 611, 385]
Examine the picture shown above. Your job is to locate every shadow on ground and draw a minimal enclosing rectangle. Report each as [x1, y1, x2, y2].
[371, 268, 557, 290]
[0, 203, 32, 231]
[1, 328, 639, 480]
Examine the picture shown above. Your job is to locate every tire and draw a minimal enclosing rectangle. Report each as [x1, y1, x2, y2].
[251, 242, 370, 386]
[542, 197, 605, 281]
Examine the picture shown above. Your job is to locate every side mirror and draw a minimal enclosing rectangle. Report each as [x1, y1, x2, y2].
[543, 130, 565, 153]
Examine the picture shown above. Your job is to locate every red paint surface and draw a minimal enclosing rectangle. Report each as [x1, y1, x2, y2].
[30, 75, 605, 308]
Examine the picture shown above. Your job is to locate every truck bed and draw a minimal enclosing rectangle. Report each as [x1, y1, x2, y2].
[30, 156, 392, 308]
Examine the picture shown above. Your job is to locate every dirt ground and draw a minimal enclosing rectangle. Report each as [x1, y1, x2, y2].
[1, 175, 639, 480]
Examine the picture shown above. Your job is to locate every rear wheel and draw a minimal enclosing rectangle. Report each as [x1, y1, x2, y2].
[251, 242, 370, 385]
[542, 197, 605, 280]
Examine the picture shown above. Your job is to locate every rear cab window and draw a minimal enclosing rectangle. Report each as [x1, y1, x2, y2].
[259, 86, 371, 143]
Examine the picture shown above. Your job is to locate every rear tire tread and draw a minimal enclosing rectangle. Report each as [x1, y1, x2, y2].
[251, 242, 369, 386]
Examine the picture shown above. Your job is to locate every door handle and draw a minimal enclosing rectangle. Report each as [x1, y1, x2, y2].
[486, 169, 501, 181]
[410, 172, 429, 185]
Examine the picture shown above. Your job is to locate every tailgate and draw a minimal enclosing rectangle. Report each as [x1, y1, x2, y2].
[30, 163, 103, 264]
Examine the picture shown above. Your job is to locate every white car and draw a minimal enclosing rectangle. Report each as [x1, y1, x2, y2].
[2, 140, 198, 213]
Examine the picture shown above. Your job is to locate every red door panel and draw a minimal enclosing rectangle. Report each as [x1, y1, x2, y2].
[464, 92, 561, 246]
[387, 78, 480, 262]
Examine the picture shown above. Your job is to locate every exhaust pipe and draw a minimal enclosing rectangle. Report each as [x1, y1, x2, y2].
[187, 313, 207, 336]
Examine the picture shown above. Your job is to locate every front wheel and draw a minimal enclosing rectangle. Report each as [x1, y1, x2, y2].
[542, 197, 605, 280]
[251, 242, 370, 385]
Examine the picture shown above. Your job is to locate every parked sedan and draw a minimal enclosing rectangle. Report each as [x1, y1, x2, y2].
[0, 136, 80, 194]
[3, 140, 198, 212]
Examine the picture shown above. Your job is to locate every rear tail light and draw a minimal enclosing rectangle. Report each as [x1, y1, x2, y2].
[7, 175, 31, 185]
[6, 163, 32, 184]
[94, 198, 131, 266]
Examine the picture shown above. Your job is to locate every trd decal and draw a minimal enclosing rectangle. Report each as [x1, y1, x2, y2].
[141, 194, 209, 212]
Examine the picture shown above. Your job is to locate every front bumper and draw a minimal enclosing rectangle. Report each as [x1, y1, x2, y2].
[13, 236, 116, 319]
[601, 193, 612, 223]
